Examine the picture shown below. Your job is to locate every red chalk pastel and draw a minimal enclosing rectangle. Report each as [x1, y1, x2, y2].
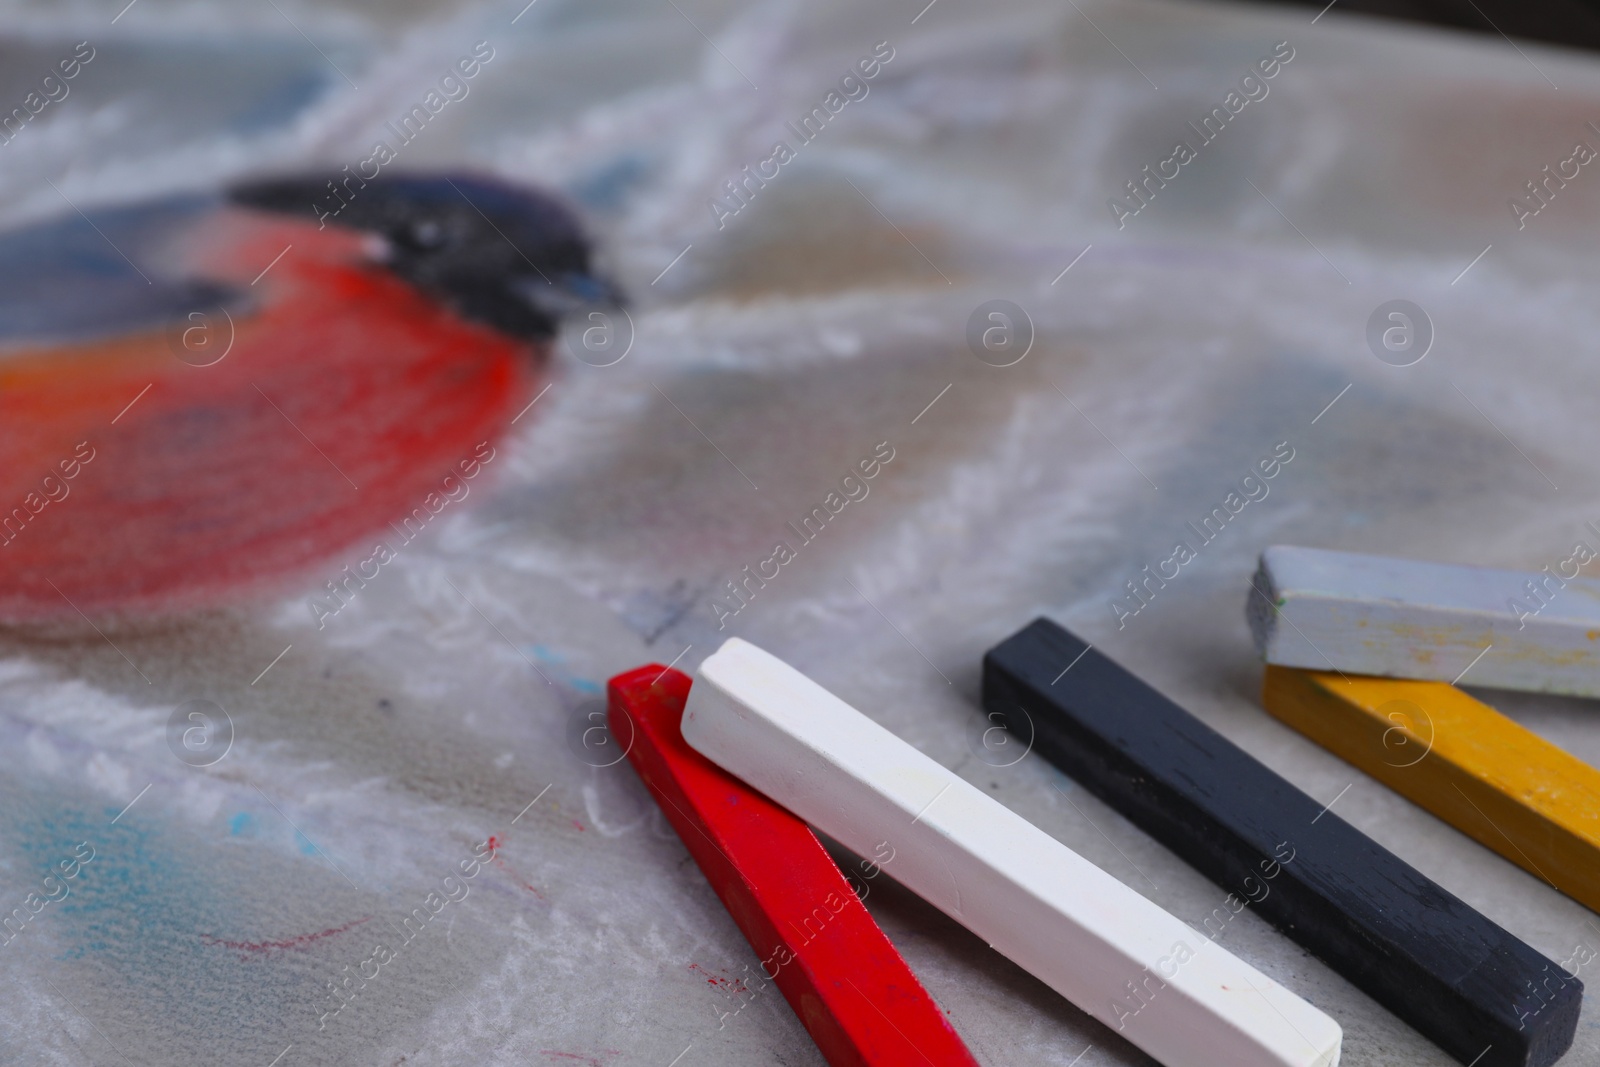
[609, 665, 980, 1067]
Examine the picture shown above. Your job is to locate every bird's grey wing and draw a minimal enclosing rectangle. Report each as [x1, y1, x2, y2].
[0, 195, 243, 348]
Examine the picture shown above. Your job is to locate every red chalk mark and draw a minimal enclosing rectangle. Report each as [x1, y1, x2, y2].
[570, 819, 585, 832]
[688, 962, 748, 995]
[0, 210, 538, 622]
[482, 837, 545, 899]
[493, 858, 545, 898]
[609, 665, 981, 1067]
[200, 915, 370, 956]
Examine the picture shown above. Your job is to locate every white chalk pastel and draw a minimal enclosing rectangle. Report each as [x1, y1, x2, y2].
[1250, 545, 1600, 696]
[682, 638, 1342, 1067]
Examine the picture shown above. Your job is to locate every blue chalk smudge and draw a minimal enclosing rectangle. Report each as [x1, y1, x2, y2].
[1, 775, 365, 1055]
[523, 644, 601, 694]
[566, 154, 651, 213]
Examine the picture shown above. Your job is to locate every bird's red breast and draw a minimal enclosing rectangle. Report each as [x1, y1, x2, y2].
[0, 208, 535, 622]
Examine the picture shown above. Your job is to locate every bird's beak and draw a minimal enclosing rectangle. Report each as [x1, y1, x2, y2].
[512, 270, 627, 323]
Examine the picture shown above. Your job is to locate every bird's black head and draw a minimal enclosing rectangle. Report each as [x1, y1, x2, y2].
[229, 171, 622, 341]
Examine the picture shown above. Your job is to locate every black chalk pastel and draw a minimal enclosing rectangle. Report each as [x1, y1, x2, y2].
[982, 618, 1581, 1067]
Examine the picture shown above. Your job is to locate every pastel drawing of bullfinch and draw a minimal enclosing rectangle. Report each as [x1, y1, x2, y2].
[0, 172, 621, 623]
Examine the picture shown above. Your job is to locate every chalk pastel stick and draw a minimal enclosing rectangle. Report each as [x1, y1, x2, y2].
[608, 664, 981, 1067]
[683, 638, 1342, 1067]
[1263, 664, 1600, 917]
[983, 618, 1580, 1067]
[1249, 544, 1600, 696]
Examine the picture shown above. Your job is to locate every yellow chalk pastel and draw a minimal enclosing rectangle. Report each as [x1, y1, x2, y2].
[1262, 665, 1600, 915]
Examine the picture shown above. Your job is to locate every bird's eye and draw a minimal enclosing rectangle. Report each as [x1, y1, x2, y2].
[402, 219, 445, 250]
